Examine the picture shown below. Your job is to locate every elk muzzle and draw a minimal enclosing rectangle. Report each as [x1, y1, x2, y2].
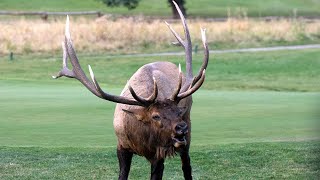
[172, 121, 188, 148]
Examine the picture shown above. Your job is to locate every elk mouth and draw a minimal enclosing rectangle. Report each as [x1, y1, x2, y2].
[172, 129, 188, 148]
[171, 121, 189, 148]
[172, 136, 187, 148]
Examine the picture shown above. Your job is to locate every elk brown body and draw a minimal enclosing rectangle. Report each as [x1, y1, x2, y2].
[53, 1, 209, 179]
[115, 62, 192, 159]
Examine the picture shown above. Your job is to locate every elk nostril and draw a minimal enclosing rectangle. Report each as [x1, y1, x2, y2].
[175, 122, 188, 134]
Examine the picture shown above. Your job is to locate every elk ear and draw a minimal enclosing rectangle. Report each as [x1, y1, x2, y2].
[122, 108, 145, 121]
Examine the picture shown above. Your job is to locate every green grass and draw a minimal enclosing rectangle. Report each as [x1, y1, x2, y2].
[0, 49, 319, 91]
[0, 82, 319, 178]
[0, 49, 319, 178]
[1, 142, 319, 179]
[0, 0, 319, 17]
[187, 0, 320, 17]
[0, 81, 319, 147]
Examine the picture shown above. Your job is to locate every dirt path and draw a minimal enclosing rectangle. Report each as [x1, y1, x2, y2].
[103, 44, 320, 58]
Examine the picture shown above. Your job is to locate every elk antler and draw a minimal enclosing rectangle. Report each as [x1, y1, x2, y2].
[53, 16, 158, 107]
[170, 64, 183, 101]
[128, 77, 158, 106]
[166, 0, 209, 102]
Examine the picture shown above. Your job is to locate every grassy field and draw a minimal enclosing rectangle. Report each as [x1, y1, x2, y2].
[1, 142, 319, 179]
[0, 81, 319, 147]
[0, 49, 319, 91]
[0, 0, 320, 17]
[0, 48, 319, 178]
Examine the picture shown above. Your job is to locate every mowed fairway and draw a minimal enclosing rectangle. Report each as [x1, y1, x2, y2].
[0, 49, 319, 179]
[0, 82, 319, 147]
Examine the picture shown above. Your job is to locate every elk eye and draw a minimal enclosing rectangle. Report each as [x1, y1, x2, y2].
[152, 115, 161, 121]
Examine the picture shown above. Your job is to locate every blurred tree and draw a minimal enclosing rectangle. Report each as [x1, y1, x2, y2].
[99, 0, 186, 18]
[168, 0, 186, 19]
[99, 0, 140, 10]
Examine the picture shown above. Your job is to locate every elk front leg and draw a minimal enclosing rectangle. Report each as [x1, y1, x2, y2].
[150, 158, 165, 180]
[180, 149, 192, 180]
[117, 147, 133, 180]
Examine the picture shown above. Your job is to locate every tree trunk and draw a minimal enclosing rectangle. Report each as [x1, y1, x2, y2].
[169, 0, 186, 19]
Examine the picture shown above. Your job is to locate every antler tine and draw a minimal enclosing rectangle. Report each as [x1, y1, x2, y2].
[52, 41, 75, 79]
[166, 1, 209, 102]
[52, 17, 74, 79]
[165, 21, 185, 47]
[176, 28, 208, 100]
[177, 69, 206, 101]
[63, 16, 100, 97]
[128, 77, 158, 106]
[172, 1, 192, 47]
[88, 65, 144, 106]
[191, 28, 209, 86]
[53, 15, 145, 107]
[170, 64, 183, 101]
[88, 65, 104, 94]
[61, 41, 68, 68]
[148, 77, 159, 102]
[166, 0, 193, 80]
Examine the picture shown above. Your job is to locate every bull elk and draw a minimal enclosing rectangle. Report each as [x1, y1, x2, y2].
[53, 1, 208, 179]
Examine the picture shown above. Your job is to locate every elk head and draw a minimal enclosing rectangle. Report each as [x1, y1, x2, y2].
[131, 100, 189, 149]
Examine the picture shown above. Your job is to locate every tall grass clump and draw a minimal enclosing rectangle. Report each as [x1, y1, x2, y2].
[0, 16, 319, 54]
